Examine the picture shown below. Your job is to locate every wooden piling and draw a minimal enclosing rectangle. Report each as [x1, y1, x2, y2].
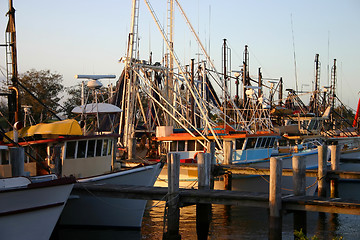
[292, 155, 307, 235]
[269, 157, 282, 240]
[207, 142, 216, 189]
[329, 144, 340, 198]
[196, 153, 212, 240]
[224, 141, 233, 190]
[317, 145, 327, 197]
[292, 155, 306, 196]
[223, 140, 233, 165]
[9, 147, 25, 177]
[197, 153, 210, 190]
[163, 153, 181, 240]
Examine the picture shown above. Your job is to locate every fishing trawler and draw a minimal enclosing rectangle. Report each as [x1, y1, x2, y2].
[0, 145, 74, 240]
[3, 75, 163, 228]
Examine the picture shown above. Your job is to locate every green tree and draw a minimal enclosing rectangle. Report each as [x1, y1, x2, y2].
[63, 83, 82, 119]
[18, 69, 64, 123]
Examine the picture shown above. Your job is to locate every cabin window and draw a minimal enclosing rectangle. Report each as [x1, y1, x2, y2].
[170, 141, 177, 151]
[187, 140, 195, 151]
[245, 138, 257, 149]
[269, 138, 276, 148]
[278, 139, 287, 146]
[196, 141, 204, 151]
[87, 140, 96, 157]
[255, 138, 263, 148]
[235, 139, 245, 150]
[77, 140, 87, 158]
[66, 141, 77, 159]
[261, 138, 268, 148]
[102, 139, 108, 156]
[0, 149, 9, 164]
[96, 140, 103, 156]
[178, 141, 185, 152]
[107, 140, 112, 155]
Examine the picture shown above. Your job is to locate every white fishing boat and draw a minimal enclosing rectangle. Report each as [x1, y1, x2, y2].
[152, 125, 280, 188]
[3, 73, 163, 228]
[60, 163, 161, 228]
[0, 145, 74, 240]
[4, 119, 163, 229]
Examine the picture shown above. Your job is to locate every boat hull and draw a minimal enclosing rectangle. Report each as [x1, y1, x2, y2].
[0, 178, 74, 240]
[59, 163, 162, 228]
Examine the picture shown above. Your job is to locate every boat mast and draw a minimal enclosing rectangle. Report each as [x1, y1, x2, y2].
[314, 54, 321, 116]
[167, 0, 174, 126]
[122, 0, 140, 156]
[330, 59, 337, 128]
[6, 0, 21, 125]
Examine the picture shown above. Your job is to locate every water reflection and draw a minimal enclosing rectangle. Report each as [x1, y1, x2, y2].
[51, 227, 141, 240]
[51, 201, 360, 240]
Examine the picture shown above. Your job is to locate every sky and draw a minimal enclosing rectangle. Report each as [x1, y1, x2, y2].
[1, 0, 360, 110]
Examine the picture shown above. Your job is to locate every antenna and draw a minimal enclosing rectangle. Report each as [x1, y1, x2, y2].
[290, 14, 299, 92]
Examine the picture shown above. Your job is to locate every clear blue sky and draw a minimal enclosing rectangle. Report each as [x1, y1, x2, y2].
[1, 0, 359, 110]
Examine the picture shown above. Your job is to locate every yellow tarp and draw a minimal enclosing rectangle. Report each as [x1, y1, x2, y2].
[5, 119, 82, 140]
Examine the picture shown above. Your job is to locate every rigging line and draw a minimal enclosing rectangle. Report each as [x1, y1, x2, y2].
[17, 80, 61, 121]
[144, 0, 224, 146]
[290, 14, 299, 93]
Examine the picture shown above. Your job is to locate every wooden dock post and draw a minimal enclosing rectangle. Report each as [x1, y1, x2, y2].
[223, 140, 233, 165]
[197, 153, 210, 190]
[163, 153, 181, 240]
[269, 157, 282, 240]
[292, 155, 307, 235]
[207, 142, 216, 189]
[292, 155, 306, 196]
[329, 144, 340, 198]
[317, 145, 327, 197]
[223, 141, 233, 190]
[9, 147, 25, 177]
[196, 153, 212, 240]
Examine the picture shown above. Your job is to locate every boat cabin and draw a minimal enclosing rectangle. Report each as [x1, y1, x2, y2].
[222, 134, 279, 164]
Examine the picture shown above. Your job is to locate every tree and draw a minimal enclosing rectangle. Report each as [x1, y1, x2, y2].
[63, 83, 82, 119]
[18, 69, 64, 123]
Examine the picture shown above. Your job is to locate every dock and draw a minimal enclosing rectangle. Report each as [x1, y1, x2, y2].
[73, 183, 360, 215]
[86, 146, 360, 239]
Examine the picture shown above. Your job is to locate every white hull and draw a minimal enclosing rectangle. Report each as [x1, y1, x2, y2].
[155, 165, 199, 188]
[59, 163, 162, 228]
[0, 177, 74, 240]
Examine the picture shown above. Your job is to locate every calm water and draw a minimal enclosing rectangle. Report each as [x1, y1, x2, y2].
[52, 200, 360, 240]
[51, 164, 360, 240]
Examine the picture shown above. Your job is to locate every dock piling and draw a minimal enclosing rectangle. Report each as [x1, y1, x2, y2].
[317, 145, 328, 197]
[292, 155, 306, 196]
[163, 153, 181, 240]
[269, 157, 282, 240]
[196, 153, 212, 240]
[329, 144, 340, 198]
[292, 155, 307, 235]
[223, 141, 233, 190]
[207, 142, 216, 189]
